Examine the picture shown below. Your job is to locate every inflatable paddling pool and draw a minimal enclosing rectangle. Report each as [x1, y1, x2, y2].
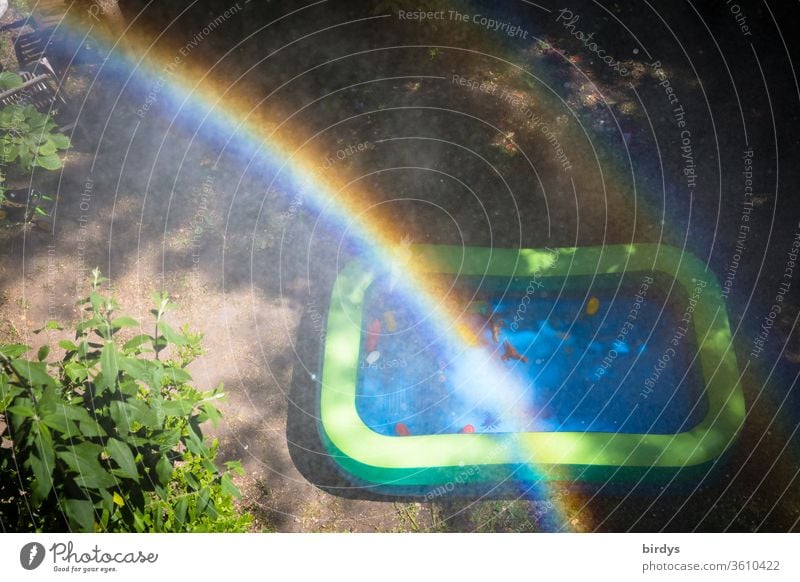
[315, 244, 745, 492]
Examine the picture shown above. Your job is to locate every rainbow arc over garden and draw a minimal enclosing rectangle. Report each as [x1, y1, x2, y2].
[51, 12, 745, 530]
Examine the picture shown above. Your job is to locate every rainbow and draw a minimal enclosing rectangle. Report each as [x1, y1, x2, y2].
[26, 2, 665, 531]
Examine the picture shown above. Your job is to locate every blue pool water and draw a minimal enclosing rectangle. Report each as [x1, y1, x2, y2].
[354, 274, 707, 437]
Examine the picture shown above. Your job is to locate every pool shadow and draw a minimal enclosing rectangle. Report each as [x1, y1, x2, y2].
[286, 278, 407, 501]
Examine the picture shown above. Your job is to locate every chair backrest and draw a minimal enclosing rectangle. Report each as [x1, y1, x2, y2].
[0, 71, 73, 132]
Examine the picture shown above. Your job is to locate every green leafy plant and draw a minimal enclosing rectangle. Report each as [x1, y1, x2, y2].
[0, 269, 252, 532]
[0, 71, 70, 206]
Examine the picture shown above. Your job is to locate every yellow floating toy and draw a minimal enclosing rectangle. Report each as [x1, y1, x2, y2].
[586, 297, 600, 316]
[384, 310, 398, 331]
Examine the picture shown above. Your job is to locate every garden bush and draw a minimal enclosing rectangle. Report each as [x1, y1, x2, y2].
[0, 269, 252, 532]
[0, 71, 71, 207]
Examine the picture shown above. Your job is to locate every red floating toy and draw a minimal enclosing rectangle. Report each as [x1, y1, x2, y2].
[366, 319, 382, 352]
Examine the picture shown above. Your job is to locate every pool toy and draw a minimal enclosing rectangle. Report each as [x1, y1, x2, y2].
[366, 318, 381, 352]
[489, 316, 504, 343]
[383, 310, 398, 331]
[317, 244, 745, 492]
[586, 297, 600, 316]
[501, 340, 528, 363]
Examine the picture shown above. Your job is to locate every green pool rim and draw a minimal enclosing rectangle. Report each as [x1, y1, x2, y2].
[318, 244, 745, 487]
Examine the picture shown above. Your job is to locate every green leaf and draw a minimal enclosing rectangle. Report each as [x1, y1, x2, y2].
[49, 133, 71, 150]
[37, 345, 50, 361]
[41, 411, 77, 435]
[64, 498, 95, 532]
[37, 320, 62, 332]
[58, 339, 78, 351]
[30, 426, 55, 502]
[35, 153, 62, 170]
[78, 420, 106, 438]
[162, 399, 194, 417]
[118, 356, 153, 384]
[7, 404, 35, 418]
[105, 438, 139, 481]
[200, 402, 222, 427]
[64, 362, 89, 382]
[109, 400, 132, 434]
[163, 366, 192, 384]
[157, 428, 181, 453]
[98, 342, 119, 392]
[123, 399, 159, 428]
[122, 334, 152, 353]
[157, 321, 189, 345]
[38, 139, 57, 156]
[11, 359, 56, 388]
[183, 471, 200, 491]
[175, 496, 189, 525]
[0, 71, 23, 90]
[0, 344, 29, 359]
[55, 401, 95, 424]
[58, 442, 115, 489]
[220, 473, 241, 498]
[224, 459, 245, 476]
[111, 316, 139, 329]
[156, 455, 173, 486]
[117, 379, 140, 397]
[133, 511, 145, 532]
[0, 382, 24, 413]
[197, 487, 211, 513]
[74, 341, 94, 359]
[75, 316, 103, 336]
